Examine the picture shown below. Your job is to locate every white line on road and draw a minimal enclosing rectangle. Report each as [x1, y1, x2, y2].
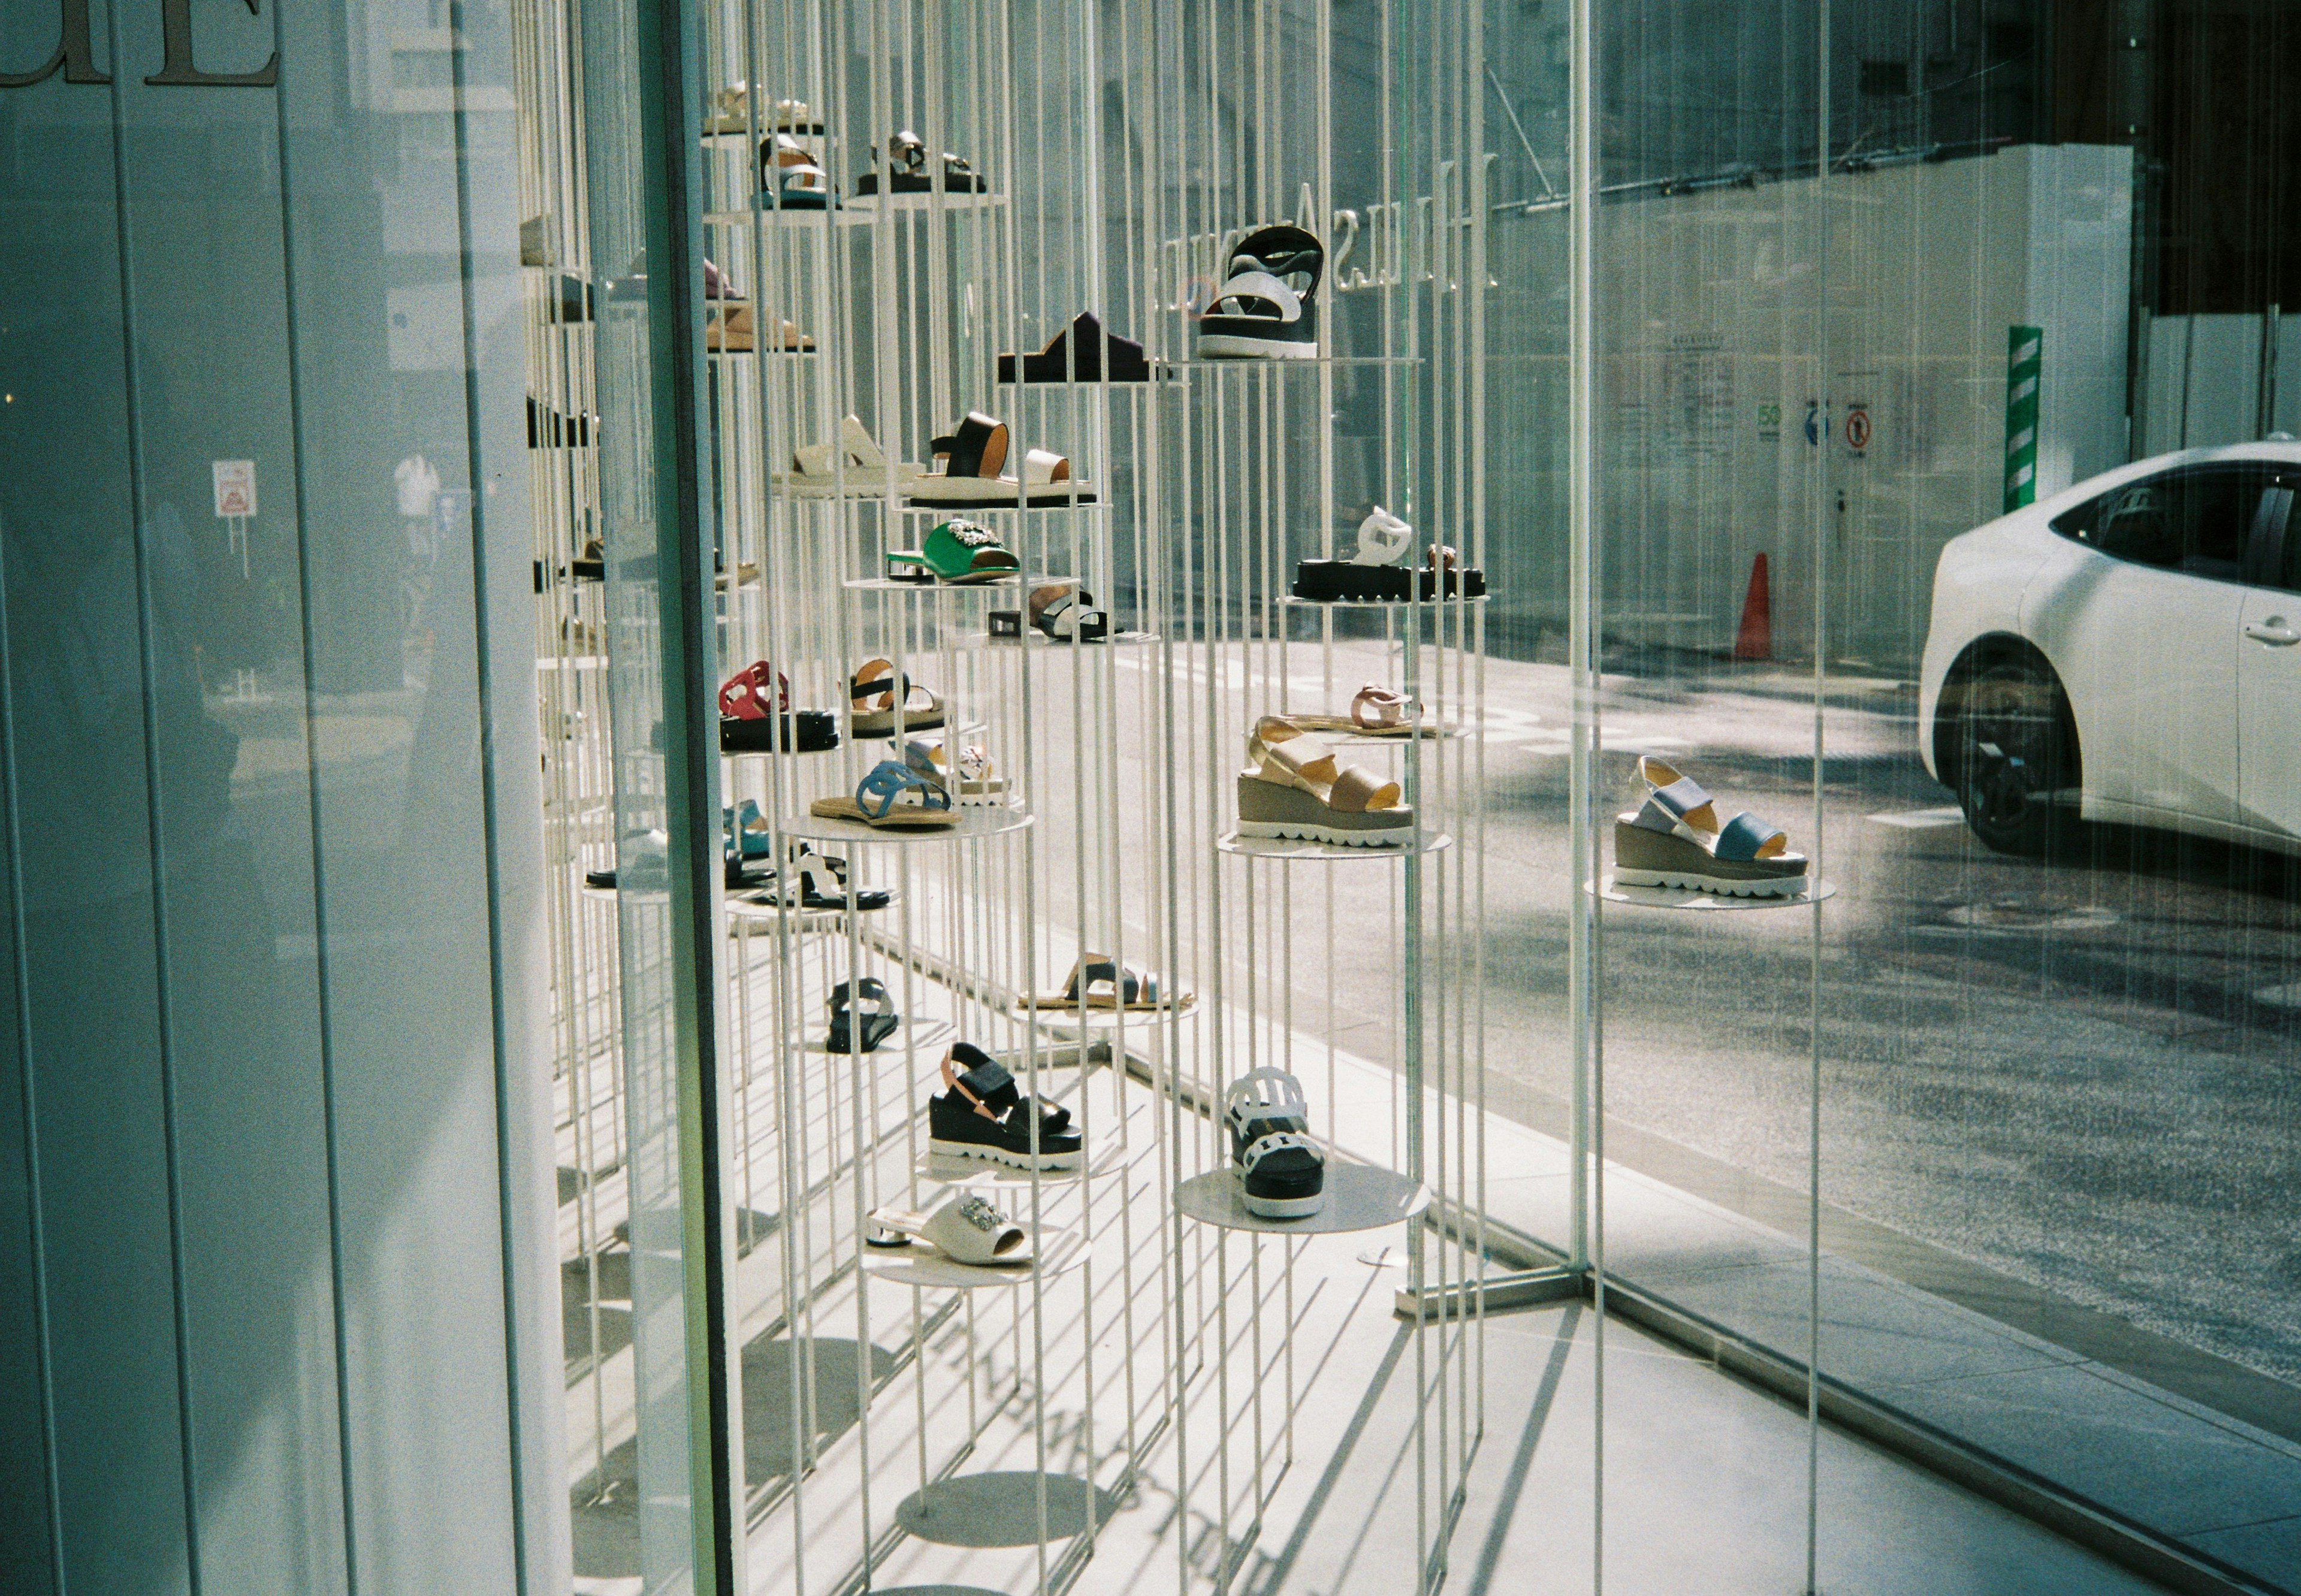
[1867, 806, 1966, 829]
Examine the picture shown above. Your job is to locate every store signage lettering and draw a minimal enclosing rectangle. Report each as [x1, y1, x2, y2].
[0, 0, 276, 89]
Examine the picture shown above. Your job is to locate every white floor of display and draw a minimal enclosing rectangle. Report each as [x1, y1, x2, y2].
[558, 983, 2158, 1596]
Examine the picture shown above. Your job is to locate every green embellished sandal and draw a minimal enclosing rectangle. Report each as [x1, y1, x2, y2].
[886, 519, 1021, 584]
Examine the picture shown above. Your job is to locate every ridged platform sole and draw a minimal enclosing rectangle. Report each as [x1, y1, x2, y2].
[1240, 1181, 1326, 1219]
[1196, 332, 1316, 359]
[1612, 866, 1809, 899]
[928, 1135, 1083, 1172]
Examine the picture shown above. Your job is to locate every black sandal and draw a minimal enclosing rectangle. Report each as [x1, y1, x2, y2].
[1029, 582, 1108, 642]
[856, 129, 988, 195]
[1225, 1067, 1326, 1218]
[927, 1044, 1081, 1169]
[998, 310, 1149, 385]
[783, 845, 890, 911]
[827, 978, 900, 1054]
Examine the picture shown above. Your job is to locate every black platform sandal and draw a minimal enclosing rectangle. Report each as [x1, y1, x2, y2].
[1197, 223, 1322, 359]
[856, 129, 988, 195]
[927, 1044, 1082, 1169]
[1225, 1067, 1326, 1218]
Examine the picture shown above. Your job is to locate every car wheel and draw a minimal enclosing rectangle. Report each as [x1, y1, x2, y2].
[1950, 658, 2078, 857]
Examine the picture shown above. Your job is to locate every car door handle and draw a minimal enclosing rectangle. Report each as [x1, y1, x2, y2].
[2244, 618, 2301, 645]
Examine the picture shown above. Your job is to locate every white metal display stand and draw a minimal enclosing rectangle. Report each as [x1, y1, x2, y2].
[517, 0, 1499, 1591]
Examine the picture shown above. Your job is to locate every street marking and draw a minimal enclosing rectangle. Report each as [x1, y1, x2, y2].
[1867, 806, 1966, 829]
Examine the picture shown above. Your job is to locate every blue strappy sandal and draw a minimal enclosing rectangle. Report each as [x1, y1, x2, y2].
[808, 759, 959, 830]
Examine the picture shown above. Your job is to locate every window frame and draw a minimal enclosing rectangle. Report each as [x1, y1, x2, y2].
[2052, 463, 2280, 587]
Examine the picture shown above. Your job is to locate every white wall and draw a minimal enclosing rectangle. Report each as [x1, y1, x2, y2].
[1591, 143, 2134, 672]
[2140, 312, 2301, 452]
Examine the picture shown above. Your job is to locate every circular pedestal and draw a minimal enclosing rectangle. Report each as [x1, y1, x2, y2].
[1176, 1162, 1430, 1235]
[892, 499, 1110, 515]
[844, 574, 1024, 594]
[1029, 997, 1200, 1028]
[802, 1014, 956, 1056]
[893, 1471, 1119, 1547]
[1278, 593, 1488, 609]
[974, 628, 1161, 649]
[1176, 353, 1424, 370]
[1218, 830, 1451, 861]
[919, 1133, 1128, 1186]
[862, 1224, 1085, 1289]
[1593, 875, 1837, 911]
[724, 882, 901, 918]
[784, 806, 1032, 847]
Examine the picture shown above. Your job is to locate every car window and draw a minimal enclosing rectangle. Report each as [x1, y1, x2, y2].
[2266, 484, 2301, 591]
[2055, 466, 2270, 581]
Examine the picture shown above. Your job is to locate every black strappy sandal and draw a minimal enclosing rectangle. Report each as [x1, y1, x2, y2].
[781, 845, 890, 911]
[926, 1044, 1081, 1169]
[1029, 582, 1109, 642]
[826, 978, 901, 1054]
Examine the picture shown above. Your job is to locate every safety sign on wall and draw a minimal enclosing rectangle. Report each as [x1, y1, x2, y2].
[212, 460, 256, 519]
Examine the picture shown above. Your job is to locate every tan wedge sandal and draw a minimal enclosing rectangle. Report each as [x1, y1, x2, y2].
[1234, 716, 1414, 846]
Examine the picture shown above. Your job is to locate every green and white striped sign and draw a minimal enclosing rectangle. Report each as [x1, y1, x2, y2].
[2004, 325, 2042, 512]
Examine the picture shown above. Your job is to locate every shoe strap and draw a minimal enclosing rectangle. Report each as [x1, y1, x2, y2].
[1352, 509, 1413, 566]
[856, 760, 948, 818]
[850, 658, 911, 708]
[1715, 812, 1789, 862]
[1261, 732, 1340, 787]
[1022, 447, 1071, 485]
[720, 660, 785, 720]
[1211, 269, 1302, 322]
[1351, 685, 1409, 729]
[1240, 1130, 1321, 1173]
[945, 412, 1006, 479]
[1326, 765, 1400, 814]
[943, 1047, 1017, 1120]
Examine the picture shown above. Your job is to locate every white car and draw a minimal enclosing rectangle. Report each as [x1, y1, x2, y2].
[1919, 442, 2301, 854]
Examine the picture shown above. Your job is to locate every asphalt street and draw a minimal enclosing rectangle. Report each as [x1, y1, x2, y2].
[1491, 652, 2301, 1392]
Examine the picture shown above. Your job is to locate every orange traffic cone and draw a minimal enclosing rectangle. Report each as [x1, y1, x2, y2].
[1733, 552, 1772, 661]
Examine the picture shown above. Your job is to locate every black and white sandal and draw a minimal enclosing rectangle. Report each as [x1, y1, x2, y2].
[775, 845, 889, 911]
[1224, 1067, 1326, 1218]
[856, 129, 988, 195]
[928, 1044, 1082, 1170]
[907, 410, 1097, 508]
[1197, 224, 1322, 359]
[826, 978, 900, 1054]
[760, 133, 834, 208]
[1029, 582, 1108, 642]
[1293, 506, 1415, 601]
[935, 1041, 1072, 1133]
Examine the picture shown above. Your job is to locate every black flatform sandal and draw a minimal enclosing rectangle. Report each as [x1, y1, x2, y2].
[998, 311, 1149, 385]
[1224, 1066, 1327, 1219]
[826, 977, 900, 1054]
[926, 1044, 1081, 1169]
